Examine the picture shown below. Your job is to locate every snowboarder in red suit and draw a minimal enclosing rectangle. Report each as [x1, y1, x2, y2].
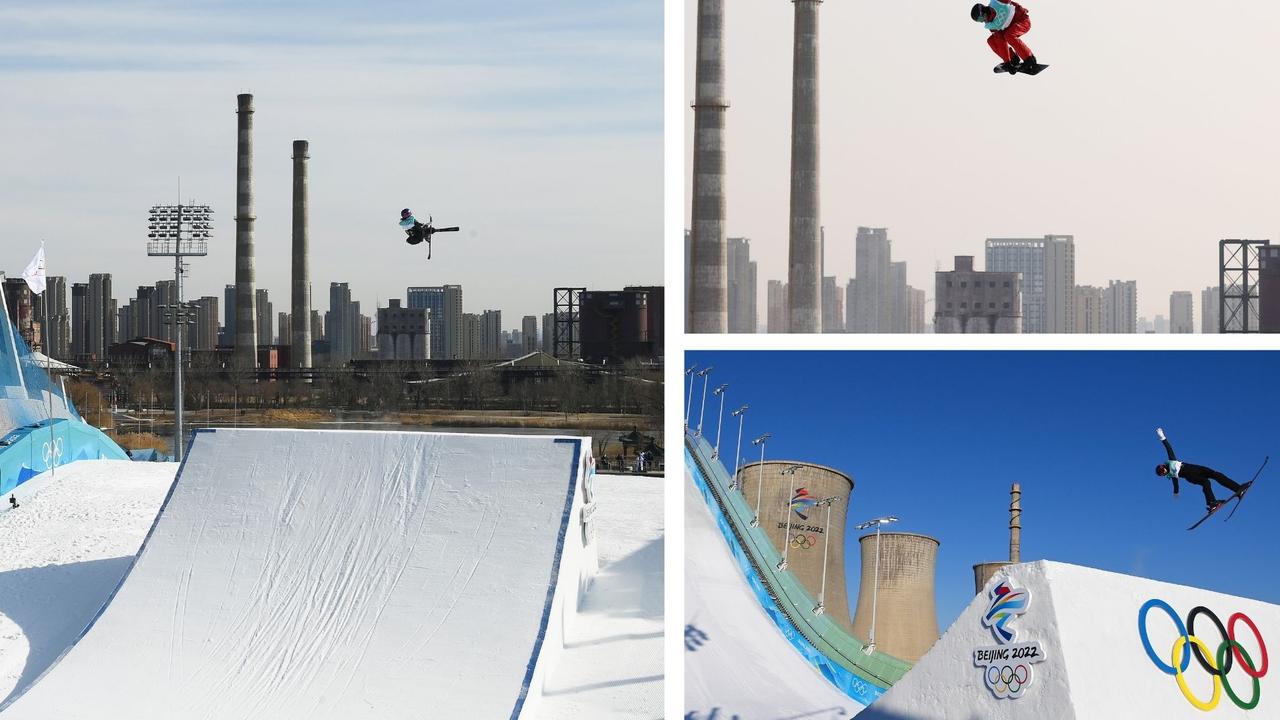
[971, 0, 1036, 74]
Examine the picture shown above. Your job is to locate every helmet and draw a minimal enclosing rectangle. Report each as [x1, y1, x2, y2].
[401, 208, 413, 218]
[1155, 464, 1169, 476]
[970, 3, 987, 21]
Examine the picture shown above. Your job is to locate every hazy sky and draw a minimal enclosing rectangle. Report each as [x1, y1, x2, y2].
[686, 350, 1280, 630]
[685, 0, 1280, 324]
[1, 0, 661, 329]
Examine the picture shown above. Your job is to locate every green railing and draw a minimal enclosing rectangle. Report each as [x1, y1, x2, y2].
[686, 432, 913, 688]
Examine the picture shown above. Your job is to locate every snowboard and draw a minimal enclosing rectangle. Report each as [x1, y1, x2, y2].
[994, 61, 1049, 76]
[1187, 456, 1267, 530]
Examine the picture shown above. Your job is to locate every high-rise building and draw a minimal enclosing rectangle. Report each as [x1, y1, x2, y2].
[985, 235, 1074, 333]
[1201, 286, 1220, 334]
[37, 276, 70, 359]
[1103, 280, 1138, 333]
[541, 312, 554, 355]
[71, 282, 88, 358]
[326, 283, 359, 363]
[218, 284, 234, 347]
[192, 296, 219, 350]
[844, 278, 857, 332]
[480, 310, 502, 359]
[310, 310, 323, 349]
[851, 227, 891, 332]
[1073, 285, 1105, 334]
[278, 312, 292, 347]
[2, 279, 36, 350]
[1261, 247, 1280, 333]
[907, 286, 926, 334]
[888, 261, 909, 333]
[1154, 314, 1168, 333]
[727, 237, 757, 334]
[766, 280, 788, 333]
[256, 289, 273, 346]
[821, 276, 843, 333]
[521, 315, 538, 354]
[87, 273, 115, 359]
[934, 256, 1022, 334]
[460, 313, 481, 359]
[1170, 291, 1193, 334]
[408, 285, 463, 359]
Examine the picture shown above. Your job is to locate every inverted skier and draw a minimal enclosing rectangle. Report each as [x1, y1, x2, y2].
[970, 0, 1041, 74]
[1155, 427, 1247, 513]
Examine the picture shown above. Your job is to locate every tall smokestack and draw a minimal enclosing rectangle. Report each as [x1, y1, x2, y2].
[737, 460, 855, 631]
[786, 0, 822, 333]
[1010, 482, 1021, 562]
[851, 532, 940, 662]
[291, 140, 312, 370]
[234, 94, 258, 367]
[687, 0, 728, 333]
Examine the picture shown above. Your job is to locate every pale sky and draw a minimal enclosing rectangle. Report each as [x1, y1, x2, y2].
[1, 1, 661, 331]
[685, 0, 1280, 325]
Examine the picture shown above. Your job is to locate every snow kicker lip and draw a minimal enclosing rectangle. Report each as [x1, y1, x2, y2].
[0, 428, 594, 719]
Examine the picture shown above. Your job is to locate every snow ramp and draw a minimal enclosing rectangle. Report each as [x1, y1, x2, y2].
[685, 434, 911, 720]
[857, 561, 1278, 719]
[0, 428, 597, 719]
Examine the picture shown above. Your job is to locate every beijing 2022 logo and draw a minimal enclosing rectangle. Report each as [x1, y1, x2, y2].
[972, 580, 1048, 699]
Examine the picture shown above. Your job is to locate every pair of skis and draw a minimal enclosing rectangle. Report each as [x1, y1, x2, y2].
[1186, 456, 1268, 531]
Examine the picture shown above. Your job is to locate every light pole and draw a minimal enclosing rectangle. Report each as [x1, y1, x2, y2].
[855, 515, 900, 654]
[777, 464, 803, 570]
[684, 363, 697, 430]
[711, 383, 729, 457]
[749, 432, 771, 527]
[729, 404, 748, 489]
[695, 366, 714, 436]
[147, 199, 211, 463]
[812, 496, 839, 615]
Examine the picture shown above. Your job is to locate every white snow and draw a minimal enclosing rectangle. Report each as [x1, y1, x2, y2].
[0, 431, 662, 718]
[685, 467, 863, 720]
[534, 473, 665, 720]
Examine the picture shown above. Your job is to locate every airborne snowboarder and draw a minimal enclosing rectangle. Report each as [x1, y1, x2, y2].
[1155, 427, 1247, 513]
[970, 0, 1045, 75]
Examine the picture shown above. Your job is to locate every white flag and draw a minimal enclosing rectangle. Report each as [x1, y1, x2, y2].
[21, 244, 46, 295]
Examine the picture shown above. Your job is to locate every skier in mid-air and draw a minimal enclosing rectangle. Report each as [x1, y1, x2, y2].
[970, 0, 1040, 74]
[1155, 427, 1248, 513]
[399, 208, 460, 260]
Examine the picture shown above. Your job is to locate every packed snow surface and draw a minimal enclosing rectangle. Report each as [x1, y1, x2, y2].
[0, 429, 589, 719]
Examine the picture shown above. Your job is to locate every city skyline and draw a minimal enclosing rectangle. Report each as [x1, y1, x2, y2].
[2, 1, 662, 325]
[684, 0, 1279, 323]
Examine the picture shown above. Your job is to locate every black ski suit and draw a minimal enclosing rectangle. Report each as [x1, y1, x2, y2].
[1160, 437, 1242, 508]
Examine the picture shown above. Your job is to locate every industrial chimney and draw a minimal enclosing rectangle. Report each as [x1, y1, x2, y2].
[687, 0, 728, 333]
[850, 531, 940, 662]
[973, 483, 1022, 593]
[234, 94, 258, 368]
[291, 140, 312, 370]
[786, 0, 822, 333]
[736, 460, 855, 630]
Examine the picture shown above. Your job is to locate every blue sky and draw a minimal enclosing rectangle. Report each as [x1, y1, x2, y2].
[685, 351, 1280, 629]
[0, 1, 660, 327]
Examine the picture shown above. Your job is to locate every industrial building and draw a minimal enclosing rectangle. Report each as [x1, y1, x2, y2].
[934, 256, 1022, 334]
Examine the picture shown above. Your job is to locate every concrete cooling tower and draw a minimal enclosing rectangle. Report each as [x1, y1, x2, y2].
[735, 460, 854, 630]
[850, 531, 940, 662]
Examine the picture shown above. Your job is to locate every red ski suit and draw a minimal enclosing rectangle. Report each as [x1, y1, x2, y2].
[987, 2, 1032, 62]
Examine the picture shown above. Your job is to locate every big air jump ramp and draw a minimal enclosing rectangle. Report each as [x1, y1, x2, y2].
[857, 561, 1278, 719]
[0, 428, 597, 719]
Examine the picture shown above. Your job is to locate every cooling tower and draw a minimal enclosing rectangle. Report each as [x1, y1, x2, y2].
[850, 531, 940, 662]
[736, 460, 854, 630]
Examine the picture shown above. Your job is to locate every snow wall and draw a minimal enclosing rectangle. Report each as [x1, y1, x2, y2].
[856, 560, 1279, 719]
[0, 428, 598, 719]
[685, 432, 912, 720]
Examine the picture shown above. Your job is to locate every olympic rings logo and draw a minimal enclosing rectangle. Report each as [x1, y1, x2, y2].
[986, 664, 1031, 697]
[42, 437, 64, 466]
[1137, 599, 1269, 711]
[791, 534, 814, 550]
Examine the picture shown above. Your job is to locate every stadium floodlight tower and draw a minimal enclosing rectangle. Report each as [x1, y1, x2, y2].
[711, 383, 729, 457]
[147, 200, 212, 463]
[855, 514, 900, 655]
[729, 404, 748, 488]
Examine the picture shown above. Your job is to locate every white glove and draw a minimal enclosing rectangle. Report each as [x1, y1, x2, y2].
[1156, 427, 1166, 441]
